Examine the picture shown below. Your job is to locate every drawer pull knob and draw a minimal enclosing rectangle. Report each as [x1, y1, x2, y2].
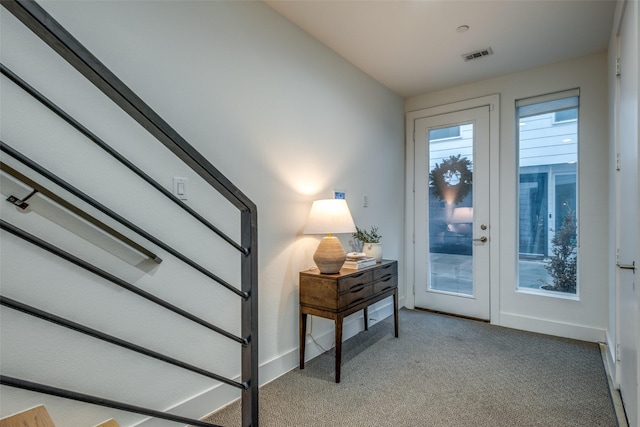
[378, 286, 392, 292]
[380, 276, 392, 282]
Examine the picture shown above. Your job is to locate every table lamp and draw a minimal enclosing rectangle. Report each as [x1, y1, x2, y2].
[304, 199, 356, 274]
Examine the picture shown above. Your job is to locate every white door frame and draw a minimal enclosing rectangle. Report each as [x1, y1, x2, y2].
[405, 94, 500, 323]
[612, 0, 639, 424]
[414, 107, 491, 320]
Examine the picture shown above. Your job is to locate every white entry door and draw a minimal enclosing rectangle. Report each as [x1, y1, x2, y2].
[414, 106, 491, 320]
[616, 2, 638, 425]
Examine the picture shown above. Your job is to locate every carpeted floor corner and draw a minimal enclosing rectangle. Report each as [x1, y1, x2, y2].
[204, 309, 618, 426]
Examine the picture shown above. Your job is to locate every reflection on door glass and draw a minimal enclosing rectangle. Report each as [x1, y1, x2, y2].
[428, 124, 474, 295]
[517, 96, 578, 294]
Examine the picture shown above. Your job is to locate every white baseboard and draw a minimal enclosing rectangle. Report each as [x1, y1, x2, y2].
[604, 330, 620, 389]
[133, 300, 397, 426]
[499, 312, 606, 342]
[599, 342, 628, 427]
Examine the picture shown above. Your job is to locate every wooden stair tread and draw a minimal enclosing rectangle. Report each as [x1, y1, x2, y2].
[0, 406, 119, 427]
[94, 420, 120, 427]
[0, 405, 56, 427]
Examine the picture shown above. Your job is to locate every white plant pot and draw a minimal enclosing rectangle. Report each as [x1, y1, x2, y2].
[363, 243, 382, 262]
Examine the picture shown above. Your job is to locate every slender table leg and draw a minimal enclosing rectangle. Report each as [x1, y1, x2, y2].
[363, 306, 369, 331]
[393, 289, 399, 337]
[300, 310, 307, 369]
[335, 314, 343, 383]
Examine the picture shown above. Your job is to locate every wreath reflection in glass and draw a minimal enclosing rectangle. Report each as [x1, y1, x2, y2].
[429, 155, 473, 204]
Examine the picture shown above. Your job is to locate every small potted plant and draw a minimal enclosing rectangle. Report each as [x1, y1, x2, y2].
[352, 226, 383, 262]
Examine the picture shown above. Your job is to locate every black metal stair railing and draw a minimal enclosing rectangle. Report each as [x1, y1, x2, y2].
[0, 140, 247, 302]
[0, 0, 259, 426]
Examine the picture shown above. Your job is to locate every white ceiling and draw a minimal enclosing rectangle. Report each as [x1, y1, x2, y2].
[264, 0, 617, 98]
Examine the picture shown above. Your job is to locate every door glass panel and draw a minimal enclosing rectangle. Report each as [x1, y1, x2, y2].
[428, 124, 474, 295]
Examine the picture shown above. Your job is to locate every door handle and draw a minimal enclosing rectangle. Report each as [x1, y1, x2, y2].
[472, 236, 488, 243]
[617, 261, 635, 273]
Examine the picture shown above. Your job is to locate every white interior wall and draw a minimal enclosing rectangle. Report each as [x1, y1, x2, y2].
[405, 52, 610, 341]
[0, 2, 404, 425]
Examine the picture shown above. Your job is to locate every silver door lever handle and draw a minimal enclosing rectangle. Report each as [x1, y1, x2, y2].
[617, 261, 635, 273]
[472, 236, 488, 243]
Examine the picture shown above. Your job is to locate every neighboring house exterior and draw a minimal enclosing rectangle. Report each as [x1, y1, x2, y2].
[519, 108, 577, 258]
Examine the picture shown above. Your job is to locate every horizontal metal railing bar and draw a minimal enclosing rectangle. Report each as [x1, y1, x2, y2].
[0, 141, 248, 300]
[0, 295, 247, 390]
[1, 161, 163, 264]
[0, 63, 248, 256]
[1, 0, 257, 215]
[0, 219, 248, 346]
[0, 375, 222, 427]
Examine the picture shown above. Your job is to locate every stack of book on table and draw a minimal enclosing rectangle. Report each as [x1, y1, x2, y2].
[343, 254, 377, 270]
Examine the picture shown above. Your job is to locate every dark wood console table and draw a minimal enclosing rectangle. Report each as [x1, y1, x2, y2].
[299, 260, 399, 383]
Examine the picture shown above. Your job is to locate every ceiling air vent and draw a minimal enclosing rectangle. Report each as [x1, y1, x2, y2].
[462, 47, 493, 62]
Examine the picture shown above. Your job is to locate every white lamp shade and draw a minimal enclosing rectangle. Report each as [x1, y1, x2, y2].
[304, 199, 356, 235]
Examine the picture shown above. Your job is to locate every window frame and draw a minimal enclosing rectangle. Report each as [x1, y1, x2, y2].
[515, 89, 580, 298]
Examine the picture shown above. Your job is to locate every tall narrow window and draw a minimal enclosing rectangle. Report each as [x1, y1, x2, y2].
[517, 90, 579, 294]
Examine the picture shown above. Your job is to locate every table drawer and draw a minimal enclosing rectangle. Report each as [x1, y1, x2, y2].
[373, 262, 397, 280]
[337, 270, 373, 294]
[339, 282, 373, 308]
[373, 275, 397, 294]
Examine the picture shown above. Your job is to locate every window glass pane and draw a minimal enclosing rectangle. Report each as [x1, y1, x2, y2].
[517, 97, 578, 295]
[430, 126, 461, 140]
[554, 109, 578, 123]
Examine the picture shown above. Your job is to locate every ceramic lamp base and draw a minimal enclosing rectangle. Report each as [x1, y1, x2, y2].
[313, 236, 347, 274]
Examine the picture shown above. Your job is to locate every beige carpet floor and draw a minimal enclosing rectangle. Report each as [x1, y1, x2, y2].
[204, 308, 618, 426]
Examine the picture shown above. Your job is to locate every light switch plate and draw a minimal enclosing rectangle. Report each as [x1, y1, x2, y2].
[173, 177, 188, 200]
